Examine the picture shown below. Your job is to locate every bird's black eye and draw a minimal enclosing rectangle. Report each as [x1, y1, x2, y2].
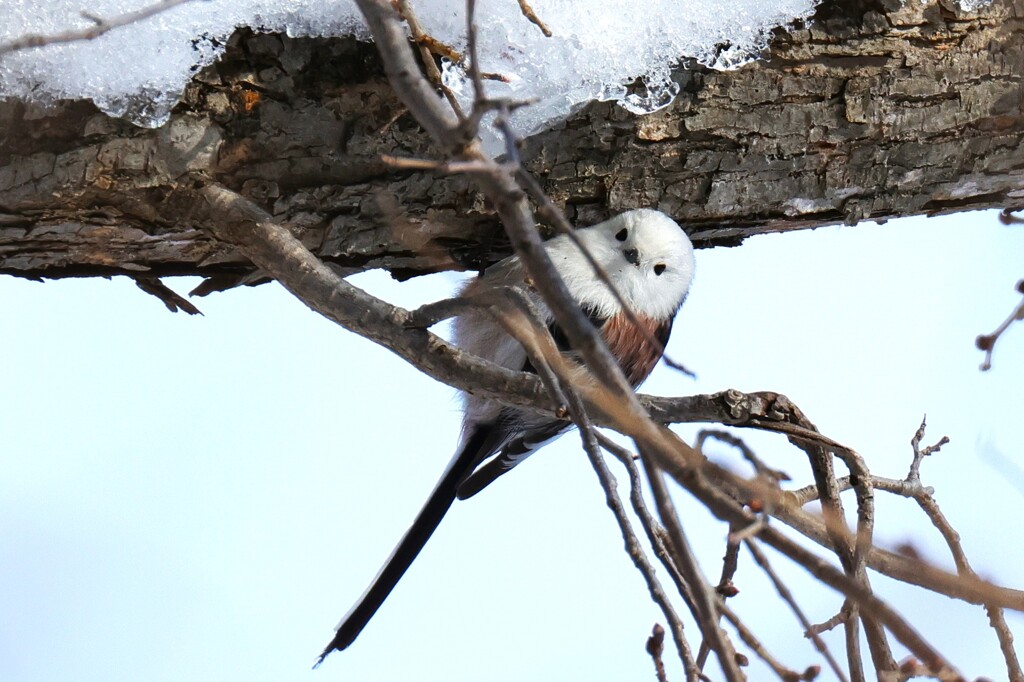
[615, 228, 628, 242]
[654, 263, 667, 276]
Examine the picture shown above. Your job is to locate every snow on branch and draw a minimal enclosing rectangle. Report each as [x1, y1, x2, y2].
[0, 0, 818, 146]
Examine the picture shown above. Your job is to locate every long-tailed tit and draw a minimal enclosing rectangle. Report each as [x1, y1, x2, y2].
[318, 209, 695, 662]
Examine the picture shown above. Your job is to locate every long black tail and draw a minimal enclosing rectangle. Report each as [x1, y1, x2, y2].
[315, 423, 505, 665]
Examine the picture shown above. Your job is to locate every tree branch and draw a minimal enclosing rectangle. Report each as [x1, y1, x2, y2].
[976, 279, 1024, 371]
[0, 0, 200, 57]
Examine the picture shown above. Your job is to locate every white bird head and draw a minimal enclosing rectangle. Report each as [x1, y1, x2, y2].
[547, 209, 696, 321]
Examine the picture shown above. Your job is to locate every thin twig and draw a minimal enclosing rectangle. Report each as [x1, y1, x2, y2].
[395, 0, 466, 118]
[644, 460, 746, 681]
[907, 419, 1023, 682]
[484, 292, 571, 419]
[0, 0, 200, 57]
[976, 279, 1024, 371]
[577, 421, 699, 678]
[787, 415, 1022, 682]
[696, 429, 791, 483]
[647, 624, 670, 682]
[694, 509, 744, 671]
[516, 0, 553, 36]
[380, 152, 509, 174]
[908, 415, 949, 483]
[403, 295, 476, 328]
[694, 522, 742, 672]
[635, 428, 963, 679]
[717, 525, 742, 599]
[355, 0, 465, 151]
[491, 291, 699, 678]
[569, 405, 698, 673]
[745, 539, 850, 682]
[598, 433, 701, 681]
[597, 435, 697, 610]
[780, 407, 890, 678]
[717, 600, 812, 681]
[807, 609, 847, 637]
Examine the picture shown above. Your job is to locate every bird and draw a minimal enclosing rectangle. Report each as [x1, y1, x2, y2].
[317, 209, 695, 664]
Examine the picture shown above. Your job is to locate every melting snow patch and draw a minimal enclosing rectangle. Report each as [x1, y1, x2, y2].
[2, 0, 819, 151]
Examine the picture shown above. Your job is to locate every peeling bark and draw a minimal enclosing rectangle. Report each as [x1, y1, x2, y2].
[1, 0, 1021, 284]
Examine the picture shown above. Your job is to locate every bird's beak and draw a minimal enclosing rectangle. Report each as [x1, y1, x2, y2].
[623, 248, 640, 266]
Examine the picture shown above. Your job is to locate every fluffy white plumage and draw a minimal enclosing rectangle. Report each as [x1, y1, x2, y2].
[319, 209, 695, 661]
[454, 208, 694, 452]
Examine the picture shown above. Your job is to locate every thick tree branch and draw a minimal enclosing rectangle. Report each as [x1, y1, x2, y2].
[4, 0, 1023, 281]
[195, 183, 549, 412]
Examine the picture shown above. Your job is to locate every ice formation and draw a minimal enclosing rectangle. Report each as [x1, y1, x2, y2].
[1, 0, 990, 149]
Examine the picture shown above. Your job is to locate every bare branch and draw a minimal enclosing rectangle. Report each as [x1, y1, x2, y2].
[717, 600, 812, 682]
[354, 0, 466, 152]
[0, 0, 200, 57]
[636, 433, 963, 679]
[786, 415, 1023, 678]
[647, 623, 670, 682]
[696, 429, 790, 483]
[778, 411, 889, 677]
[976, 279, 1024, 371]
[516, 0, 553, 37]
[807, 610, 847, 638]
[354, 0, 640, 417]
[192, 5, 1022, 679]
[908, 415, 949, 483]
[598, 433, 701, 681]
[195, 183, 556, 416]
[906, 420, 1022, 682]
[188, 187, 1024, 627]
[491, 299, 699, 678]
[745, 539, 849, 682]
[395, 0, 466, 118]
[133, 276, 203, 315]
[482, 290, 572, 418]
[580, 425, 698, 678]
[644, 461, 746, 681]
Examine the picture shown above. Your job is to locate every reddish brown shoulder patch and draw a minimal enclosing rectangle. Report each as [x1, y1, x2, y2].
[601, 313, 671, 387]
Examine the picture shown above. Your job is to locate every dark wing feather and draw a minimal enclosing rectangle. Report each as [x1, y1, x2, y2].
[458, 310, 674, 498]
[319, 306, 676, 660]
[456, 416, 570, 500]
[317, 418, 514, 662]
[458, 309, 610, 497]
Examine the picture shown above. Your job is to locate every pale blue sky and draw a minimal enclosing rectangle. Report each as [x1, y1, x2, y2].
[1, 211, 1022, 681]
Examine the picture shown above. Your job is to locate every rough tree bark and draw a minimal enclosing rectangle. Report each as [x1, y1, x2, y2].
[0, 0, 1021, 287]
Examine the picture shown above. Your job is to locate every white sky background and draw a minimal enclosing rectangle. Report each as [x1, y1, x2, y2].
[0, 0, 1020, 679]
[2, 211, 1023, 682]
